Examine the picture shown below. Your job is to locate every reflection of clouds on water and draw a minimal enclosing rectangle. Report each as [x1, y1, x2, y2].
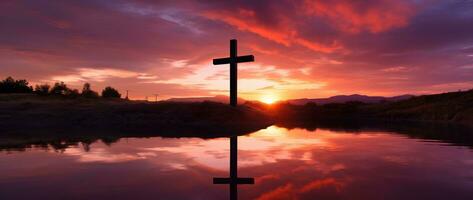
[64, 147, 148, 163]
[255, 178, 348, 200]
[7, 125, 470, 199]
[48, 126, 346, 172]
[383, 155, 410, 165]
[144, 138, 229, 170]
[138, 126, 336, 170]
[54, 126, 345, 175]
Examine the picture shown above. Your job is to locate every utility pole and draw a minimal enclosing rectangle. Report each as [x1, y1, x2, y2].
[153, 94, 159, 102]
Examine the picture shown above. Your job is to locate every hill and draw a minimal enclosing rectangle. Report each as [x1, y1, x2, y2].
[269, 89, 473, 125]
[166, 95, 247, 104]
[165, 94, 413, 105]
[370, 90, 473, 123]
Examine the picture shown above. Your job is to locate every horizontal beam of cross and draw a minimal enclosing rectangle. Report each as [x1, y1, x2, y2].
[213, 177, 255, 185]
[213, 55, 255, 65]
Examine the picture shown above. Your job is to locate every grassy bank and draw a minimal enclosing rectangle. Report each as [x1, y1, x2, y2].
[0, 94, 273, 137]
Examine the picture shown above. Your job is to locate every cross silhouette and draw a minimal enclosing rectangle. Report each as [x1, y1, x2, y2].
[212, 39, 255, 200]
[213, 39, 254, 107]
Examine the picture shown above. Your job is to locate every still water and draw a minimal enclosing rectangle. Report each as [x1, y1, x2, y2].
[0, 125, 472, 200]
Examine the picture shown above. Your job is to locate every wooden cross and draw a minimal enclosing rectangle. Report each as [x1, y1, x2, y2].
[213, 39, 255, 200]
[213, 39, 254, 107]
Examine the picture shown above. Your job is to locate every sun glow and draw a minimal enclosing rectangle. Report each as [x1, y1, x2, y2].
[260, 95, 278, 104]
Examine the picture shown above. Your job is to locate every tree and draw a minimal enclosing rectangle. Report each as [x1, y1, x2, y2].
[101, 86, 121, 98]
[0, 76, 33, 93]
[34, 84, 51, 96]
[50, 82, 69, 95]
[64, 88, 80, 98]
[81, 83, 99, 98]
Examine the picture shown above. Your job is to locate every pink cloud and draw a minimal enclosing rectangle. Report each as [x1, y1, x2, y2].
[304, 0, 416, 33]
[202, 9, 341, 53]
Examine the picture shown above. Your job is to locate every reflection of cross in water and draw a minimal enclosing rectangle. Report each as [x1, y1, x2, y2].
[213, 39, 255, 200]
[213, 136, 254, 200]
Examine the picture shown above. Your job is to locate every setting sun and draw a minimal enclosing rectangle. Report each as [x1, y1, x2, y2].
[260, 95, 278, 104]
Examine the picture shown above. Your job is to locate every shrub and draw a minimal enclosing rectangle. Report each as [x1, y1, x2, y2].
[101, 86, 121, 98]
[0, 76, 33, 93]
[34, 84, 51, 96]
[49, 82, 69, 95]
[81, 83, 99, 98]
[64, 88, 80, 98]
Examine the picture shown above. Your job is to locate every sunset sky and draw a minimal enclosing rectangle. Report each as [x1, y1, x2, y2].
[1, 0, 473, 101]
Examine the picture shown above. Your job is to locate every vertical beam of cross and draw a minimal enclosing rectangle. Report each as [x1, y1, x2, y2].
[230, 39, 237, 107]
[213, 39, 254, 107]
[212, 39, 255, 200]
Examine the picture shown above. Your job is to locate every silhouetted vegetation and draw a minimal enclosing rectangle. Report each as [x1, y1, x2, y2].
[81, 83, 99, 98]
[34, 84, 50, 96]
[370, 90, 473, 123]
[65, 88, 80, 98]
[44, 81, 80, 98]
[50, 82, 69, 95]
[0, 77, 33, 93]
[268, 89, 473, 125]
[102, 86, 121, 98]
[2, 77, 122, 99]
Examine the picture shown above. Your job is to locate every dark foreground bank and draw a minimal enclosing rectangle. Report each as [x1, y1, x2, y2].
[0, 94, 273, 137]
[2, 88, 473, 140]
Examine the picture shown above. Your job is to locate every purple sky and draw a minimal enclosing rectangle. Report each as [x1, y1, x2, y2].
[1, 0, 473, 100]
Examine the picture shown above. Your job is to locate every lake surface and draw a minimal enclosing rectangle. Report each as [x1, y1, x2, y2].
[1, 125, 472, 200]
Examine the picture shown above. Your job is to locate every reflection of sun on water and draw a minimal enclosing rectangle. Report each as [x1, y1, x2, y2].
[252, 126, 288, 137]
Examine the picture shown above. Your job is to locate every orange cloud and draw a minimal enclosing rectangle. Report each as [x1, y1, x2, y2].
[203, 9, 293, 46]
[256, 184, 297, 200]
[295, 38, 342, 53]
[202, 9, 340, 53]
[304, 0, 415, 33]
[299, 178, 345, 193]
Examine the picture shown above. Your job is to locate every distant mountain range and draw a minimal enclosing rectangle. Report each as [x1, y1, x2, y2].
[166, 94, 414, 105]
[165, 95, 247, 104]
[286, 94, 414, 105]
